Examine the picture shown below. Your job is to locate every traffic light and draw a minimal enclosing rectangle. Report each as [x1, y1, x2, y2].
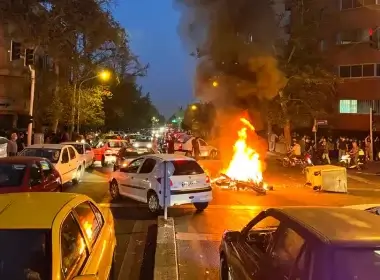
[24, 49, 34, 66]
[369, 27, 380, 50]
[171, 119, 177, 123]
[10, 40, 21, 61]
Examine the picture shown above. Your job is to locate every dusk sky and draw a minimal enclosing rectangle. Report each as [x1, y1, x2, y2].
[112, 1, 195, 118]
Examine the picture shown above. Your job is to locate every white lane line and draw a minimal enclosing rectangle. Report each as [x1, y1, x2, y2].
[176, 232, 221, 242]
[117, 220, 144, 280]
[99, 203, 264, 210]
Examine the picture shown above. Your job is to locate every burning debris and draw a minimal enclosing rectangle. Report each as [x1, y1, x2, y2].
[212, 117, 273, 194]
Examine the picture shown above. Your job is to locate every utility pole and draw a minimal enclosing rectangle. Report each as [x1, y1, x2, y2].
[370, 107, 374, 161]
[28, 65, 35, 146]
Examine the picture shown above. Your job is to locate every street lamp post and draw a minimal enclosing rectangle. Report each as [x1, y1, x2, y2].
[76, 70, 110, 133]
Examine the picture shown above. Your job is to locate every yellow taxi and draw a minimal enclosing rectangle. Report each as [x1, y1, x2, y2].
[0, 192, 116, 280]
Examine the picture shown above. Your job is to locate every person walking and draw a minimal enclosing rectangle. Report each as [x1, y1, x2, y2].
[7, 133, 18, 156]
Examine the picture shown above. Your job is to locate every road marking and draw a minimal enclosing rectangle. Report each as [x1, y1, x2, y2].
[99, 203, 264, 210]
[176, 232, 221, 242]
[117, 220, 144, 280]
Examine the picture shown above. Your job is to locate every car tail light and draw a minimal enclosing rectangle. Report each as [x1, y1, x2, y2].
[157, 178, 173, 187]
[206, 175, 210, 184]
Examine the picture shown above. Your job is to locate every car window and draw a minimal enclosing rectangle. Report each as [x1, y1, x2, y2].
[72, 144, 84, 154]
[199, 139, 207, 146]
[170, 160, 204, 175]
[272, 227, 305, 276]
[61, 213, 89, 279]
[123, 158, 145, 173]
[252, 216, 280, 230]
[61, 148, 69, 163]
[68, 147, 76, 160]
[139, 158, 157, 174]
[30, 164, 43, 187]
[85, 144, 92, 152]
[0, 163, 26, 187]
[74, 202, 103, 246]
[0, 229, 51, 280]
[109, 141, 123, 148]
[96, 141, 104, 148]
[20, 148, 61, 163]
[40, 160, 53, 177]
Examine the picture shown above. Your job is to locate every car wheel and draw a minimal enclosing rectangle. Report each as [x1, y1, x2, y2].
[220, 255, 232, 280]
[109, 180, 120, 200]
[72, 166, 82, 185]
[194, 202, 208, 211]
[147, 192, 160, 214]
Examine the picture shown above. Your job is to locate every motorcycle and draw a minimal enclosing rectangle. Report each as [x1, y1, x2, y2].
[282, 152, 313, 169]
[341, 149, 366, 170]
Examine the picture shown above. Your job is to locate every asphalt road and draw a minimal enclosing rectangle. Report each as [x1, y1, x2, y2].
[64, 156, 380, 280]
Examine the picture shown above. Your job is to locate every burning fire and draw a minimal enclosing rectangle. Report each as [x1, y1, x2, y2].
[223, 118, 263, 184]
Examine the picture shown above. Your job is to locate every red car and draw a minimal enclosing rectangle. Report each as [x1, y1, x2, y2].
[0, 156, 62, 194]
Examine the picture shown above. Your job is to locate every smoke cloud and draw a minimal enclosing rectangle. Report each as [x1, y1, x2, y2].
[174, 0, 287, 108]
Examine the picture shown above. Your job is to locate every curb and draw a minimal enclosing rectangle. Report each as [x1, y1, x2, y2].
[154, 217, 179, 280]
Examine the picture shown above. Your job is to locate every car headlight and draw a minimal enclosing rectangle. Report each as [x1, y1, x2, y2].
[147, 143, 152, 148]
[133, 143, 139, 147]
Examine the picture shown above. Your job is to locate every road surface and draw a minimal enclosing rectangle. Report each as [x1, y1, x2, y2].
[65, 156, 380, 280]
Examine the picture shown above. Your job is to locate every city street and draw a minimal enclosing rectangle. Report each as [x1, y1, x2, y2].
[65, 156, 380, 280]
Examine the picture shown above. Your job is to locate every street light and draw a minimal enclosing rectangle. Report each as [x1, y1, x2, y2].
[77, 70, 111, 133]
[191, 105, 197, 111]
[212, 81, 218, 87]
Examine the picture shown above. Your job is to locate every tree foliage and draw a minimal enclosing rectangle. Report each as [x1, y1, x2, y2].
[0, 0, 158, 132]
[182, 103, 216, 138]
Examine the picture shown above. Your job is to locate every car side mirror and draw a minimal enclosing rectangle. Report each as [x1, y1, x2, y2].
[72, 275, 98, 280]
[223, 230, 240, 242]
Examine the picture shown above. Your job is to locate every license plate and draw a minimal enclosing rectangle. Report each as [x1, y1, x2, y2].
[182, 181, 197, 187]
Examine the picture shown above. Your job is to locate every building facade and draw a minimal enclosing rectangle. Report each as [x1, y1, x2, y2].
[318, 0, 380, 131]
[0, 22, 30, 130]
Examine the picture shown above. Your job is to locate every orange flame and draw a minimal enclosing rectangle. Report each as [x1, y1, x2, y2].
[224, 118, 263, 183]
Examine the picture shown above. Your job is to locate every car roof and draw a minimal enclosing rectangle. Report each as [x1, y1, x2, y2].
[0, 193, 85, 229]
[148, 154, 195, 161]
[26, 144, 67, 149]
[0, 156, 46, 164]
[269, 207, 380, 247]
[62, 142, 84, 145]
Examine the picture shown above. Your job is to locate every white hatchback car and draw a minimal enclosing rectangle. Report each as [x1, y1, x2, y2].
[19, 144, 83, 185]
[109, 154, 212, 213]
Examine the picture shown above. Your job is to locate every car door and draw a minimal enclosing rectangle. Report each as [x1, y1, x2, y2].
[136, 158, 157, 200]
[84, 144, 94, 166]
[59, 148, 71, 184]
[29, 162, 45, 192]
[229, 214, 281, 280]
[39, 159, 60, 191]
[198, 139, 208, 157]
[118, 158, 145, 198]
[60, 212, 90, 279]
[73, 201, 113, 279]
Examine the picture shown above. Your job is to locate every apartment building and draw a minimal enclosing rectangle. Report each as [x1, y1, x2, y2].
[0, 22, 29, 130]
[317, 0, 380, 131]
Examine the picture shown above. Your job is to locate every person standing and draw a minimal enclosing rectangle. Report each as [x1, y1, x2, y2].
[7, 133, 18, 156]
[338, 136, 347, 160]
[167, 136, 175, 154]
[192, 137, 200, 160]
[16, 132, 26, 152]
[269, 132, 278, 152]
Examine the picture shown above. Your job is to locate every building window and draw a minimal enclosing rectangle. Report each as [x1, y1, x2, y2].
[341, 0, 377, 10]
[339, 64, 375, 78]
[337, 29, 369, 44]
[340, 100, 357, 113]
[339, 100, 380, 114]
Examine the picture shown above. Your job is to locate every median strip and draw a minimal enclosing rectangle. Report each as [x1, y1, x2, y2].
[154, 216, 179, 280]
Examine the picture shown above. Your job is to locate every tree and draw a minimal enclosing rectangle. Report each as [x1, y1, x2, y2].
[182, 103, 216, 138]
[270, 0, 339, 146]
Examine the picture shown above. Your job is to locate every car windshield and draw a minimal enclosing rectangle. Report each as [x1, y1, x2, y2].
[0, 163, 26, 187]
[20, 148, 61, 163]
[334, 248, 380, 280]
[71, 144, 84, 154]
[0, 229, 51, 280]
[170, 160, 204, 175]
[136, 136, 151, 142]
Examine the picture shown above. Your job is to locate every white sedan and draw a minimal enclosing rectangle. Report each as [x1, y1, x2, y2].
[109, 154, 213, 213]
[19, 144, 83, 185]
[62, 141, 94, 169]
